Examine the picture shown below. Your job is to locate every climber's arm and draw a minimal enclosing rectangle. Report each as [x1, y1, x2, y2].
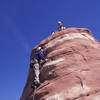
[39, 51, 45, 60]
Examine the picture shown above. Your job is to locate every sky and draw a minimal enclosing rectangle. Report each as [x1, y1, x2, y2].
[0, 0, 100, 100]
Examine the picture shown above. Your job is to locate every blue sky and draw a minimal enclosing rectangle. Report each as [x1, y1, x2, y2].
[0, 0, 100, 100]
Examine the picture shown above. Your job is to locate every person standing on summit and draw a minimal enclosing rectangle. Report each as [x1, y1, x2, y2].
[57, 21, 66, 31]
[31, 46, 46, 90]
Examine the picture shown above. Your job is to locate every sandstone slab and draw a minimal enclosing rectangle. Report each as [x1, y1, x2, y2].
[20, 28, 100, 100]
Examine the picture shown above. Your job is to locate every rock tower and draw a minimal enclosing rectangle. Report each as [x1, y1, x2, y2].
[20, 28, 100, 100]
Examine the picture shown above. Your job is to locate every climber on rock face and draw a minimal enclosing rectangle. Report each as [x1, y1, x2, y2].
[57, 21, 66, 31]
[31, 46, 46, 90]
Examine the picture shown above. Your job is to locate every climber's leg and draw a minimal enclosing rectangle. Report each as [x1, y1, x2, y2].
[31, 59, 41, 90]
[34, 62, 40, 84]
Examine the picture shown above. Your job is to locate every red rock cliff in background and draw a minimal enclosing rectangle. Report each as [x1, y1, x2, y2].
[20, 28, 100, 100]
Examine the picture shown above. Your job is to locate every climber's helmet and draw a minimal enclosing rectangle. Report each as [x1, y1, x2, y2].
[37, 46, 41, 51]
[57, 21, 62, 25]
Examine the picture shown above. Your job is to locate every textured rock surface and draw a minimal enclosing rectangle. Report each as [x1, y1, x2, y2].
[20, 28, 100, 100]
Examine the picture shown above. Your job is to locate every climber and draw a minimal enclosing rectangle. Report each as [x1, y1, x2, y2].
[31, 46, 46, 90]
[57, 21, 66, 31]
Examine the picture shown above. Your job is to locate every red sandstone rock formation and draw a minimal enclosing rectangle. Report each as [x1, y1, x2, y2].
[20, 28, 100, 100]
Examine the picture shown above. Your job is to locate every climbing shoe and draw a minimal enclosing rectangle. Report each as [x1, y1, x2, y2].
[31, 84, 37, 90]
[35, 82, 41, 88]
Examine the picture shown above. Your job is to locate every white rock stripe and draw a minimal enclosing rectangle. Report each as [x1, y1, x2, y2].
[44, 58, 64, 67]
[46, 94, 61, 100]
[46, 84, 91, 100]
[45, 33, 95, 48]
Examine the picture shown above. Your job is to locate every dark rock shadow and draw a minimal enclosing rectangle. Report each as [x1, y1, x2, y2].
[34, 91, 49, 100]
[40, 65, 59, 83]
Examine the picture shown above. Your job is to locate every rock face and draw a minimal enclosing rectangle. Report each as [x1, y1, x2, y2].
[20, 28, 100, 100]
